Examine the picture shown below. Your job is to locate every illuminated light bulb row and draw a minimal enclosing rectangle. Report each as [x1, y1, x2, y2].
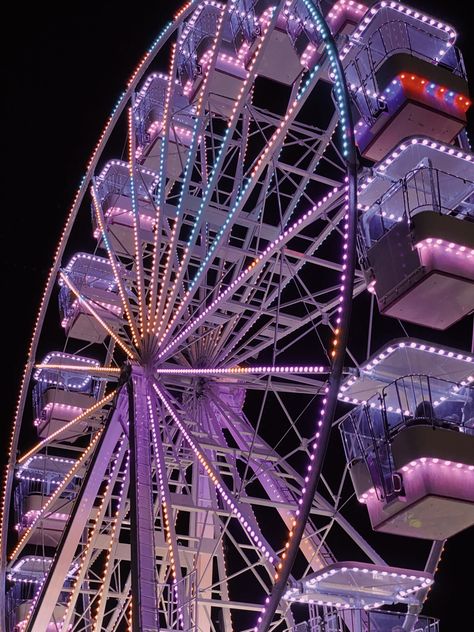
[18, 454, 76, 475]
[397, 73, 470, 109]
[158, 184, 345, 359]
[146, 119, 194, 143]
[148, 397, 176, 577]
[300, 43, 317, 69]
[34, 353, 99, 390]
[91, 450, 130, 632]
[353, 74, 470, 140]
[96, 158, 158, 182]
[33, 403, 84, 428]
[401, 457, 474, 474]
[416, 238, 474, 259]
[350, 74, 468, 106]
[61, 297, 123, 326]
[147, 43, 178, 335]
[299, 0, 352, 157]
[147, 395, 184, 628]
[177, 1, 224, 47]
[91, 190, 141, 349]
[17, 510, 71, 532]
[339, 340, 474, 402]
[61, 251, 114, 277]
[342, 1, 456, 60]
[60, 272, 135, 359]
[453, 374, 474, 391]
[153, 383, 277, 565]
[159, 85, 340, 347]
[103, 205, 156, 229]
[157, 3, 268, 329]
[127, 107, 147, 337]
[152, 6, 226, 336]
[10, 427, 104, 562]
[133, 71, 169, 109]
[359, 458, 474, 503]
[18, 390, 116, 465]
[156, 7, 267, 326]
[155, 365, 330, 376]
[373, 137, 473, 176]
[36, 351, 98, 368]
[255, 3, 355, 625]
[34, 363, 120, 375]
[214, 121, 339, 367]
[0, 0, 182, 567]
[15, 473, 63, 484]
[62, 439, 128, 629]
[327, 0, 367, 21]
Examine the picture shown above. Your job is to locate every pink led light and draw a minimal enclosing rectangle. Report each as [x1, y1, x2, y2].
[359, 458, 474, 503]
[341, 2, 456, 66]
[415, 238, 474, 259]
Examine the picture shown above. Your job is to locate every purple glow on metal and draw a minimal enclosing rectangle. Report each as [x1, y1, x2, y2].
[158, 185, 345, 359]
[416, 238, 474, 261]
[153, 382, 277, 565]
[155, 365, 330, 376]
[33, 353, 99, 388]
[341, 1, 456, 59]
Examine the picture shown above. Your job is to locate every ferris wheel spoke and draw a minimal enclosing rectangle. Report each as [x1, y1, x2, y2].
[59, 272, 136, 359]
[217, 207, 347, 364]
[232, 279, 365, 367]
[91, 465, 131, 632]
[33, 362, 120, 381]
[147, 44, 179, 334]
[147, 391, 190, 628]
[8, 430, 105, 564]
[207, 392, 340, 572]
[158, 64, 328, 351]
[91, 181, 142, 348]
[22, 396, 125, 632]
[153, 382, 282, 570]
[61, 438, 129, 631]
[127, 106, 148, 337]
[153, 7, 228, 336]
[17, 389, 117, 465]
[156, 5, 288, 340]
[202, 393, 332, 574]
[159, 188, 346, 363]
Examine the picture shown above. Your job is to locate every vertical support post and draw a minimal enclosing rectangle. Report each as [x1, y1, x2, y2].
[127, 366, 160, 632]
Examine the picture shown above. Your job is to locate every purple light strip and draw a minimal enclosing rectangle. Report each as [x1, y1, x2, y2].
[153, 382, 279, 565]
[61, 439, 128, 629]
[59, 271, 135, 359]
[91, 184, 142, 348]
[158, 185, 345, 360]
[155, 365, 330, 377]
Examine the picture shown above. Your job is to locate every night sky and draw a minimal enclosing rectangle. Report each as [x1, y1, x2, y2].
[2, 1, 474, 630]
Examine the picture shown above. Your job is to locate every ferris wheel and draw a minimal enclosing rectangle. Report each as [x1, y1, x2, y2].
[2, 1, 474, 631]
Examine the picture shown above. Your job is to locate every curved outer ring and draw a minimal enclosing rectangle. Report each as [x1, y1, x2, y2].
[0, 2, 200, 621]
[2, 1, 359, 627]
[256, 1, 359, 629]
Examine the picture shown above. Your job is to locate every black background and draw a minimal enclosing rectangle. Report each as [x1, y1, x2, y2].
[2, 2, 473, 630]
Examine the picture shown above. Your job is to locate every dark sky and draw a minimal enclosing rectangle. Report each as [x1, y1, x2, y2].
[2, 1, 473, 630]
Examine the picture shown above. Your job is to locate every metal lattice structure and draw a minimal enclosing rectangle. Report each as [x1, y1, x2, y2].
[2, 1, 474, 631]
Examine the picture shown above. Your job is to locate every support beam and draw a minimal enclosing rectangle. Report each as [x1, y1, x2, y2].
[127, 366, 160, 632]
[24, 393, 126, 631]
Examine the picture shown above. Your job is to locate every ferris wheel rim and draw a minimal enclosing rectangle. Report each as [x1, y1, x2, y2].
[5, 0, 461, 630]
[0, 1, 200, 619]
